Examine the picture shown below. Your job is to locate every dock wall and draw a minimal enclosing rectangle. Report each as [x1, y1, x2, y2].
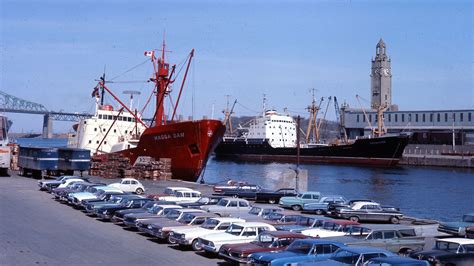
[401, 144, 473, 168]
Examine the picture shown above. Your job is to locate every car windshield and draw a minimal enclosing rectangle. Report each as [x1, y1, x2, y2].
[295, 217, 315, 226]
[225, 224, 244, 236]
[464, 245, 474, 252]
[256, 233, 276, 247]
[197, 197, 209, 204]
[165, 210, 181, 219]
[201, 219, 219, 229]
[149, 206, 163, 214]
[296, 194, 303, 198]
[249, 207, 262, 215]
[435, 241, 460, 251]
[178, 213, 196, 224]
[463, 215, 474, 223]
[286, 241, 313, 254]
[266, 212, 283, 221]
[217, 199, 229, 206]
[331, 250, 359, 264]
[322, 222, 342, 231]
[143, 201, 156, 210]
[120, 199, 132, 207]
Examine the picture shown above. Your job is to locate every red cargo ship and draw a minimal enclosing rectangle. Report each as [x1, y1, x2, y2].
[101, 42, 225, 182]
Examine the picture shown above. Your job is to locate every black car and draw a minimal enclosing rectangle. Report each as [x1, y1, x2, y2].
[215, 185, 267, 199]
[111, 200, 178, 223]
[255, 188, 298, 204]
[95, 197, 153, 221]
[409, 238, 474, 265]
[178, 196, 223, 208]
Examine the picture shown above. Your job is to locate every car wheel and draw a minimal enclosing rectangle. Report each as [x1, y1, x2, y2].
[191, 239, 202, 251]
[398, 248, 413, 256]
[315, 209, 324, 215]
[135, 188, 144, 194]
[292, 205, 302, 211]
[349, 216, 359, 222]
[390, 216, 400, 224]
[167, 235, 177, 244]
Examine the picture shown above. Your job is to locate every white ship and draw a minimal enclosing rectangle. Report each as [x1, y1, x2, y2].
[67, 91, 146, 155]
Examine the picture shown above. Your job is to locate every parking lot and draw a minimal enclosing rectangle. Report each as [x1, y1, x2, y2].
[0, 174, 225, 265]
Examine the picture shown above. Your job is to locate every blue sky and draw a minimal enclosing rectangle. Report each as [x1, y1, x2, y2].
[1, 0, 473, 133]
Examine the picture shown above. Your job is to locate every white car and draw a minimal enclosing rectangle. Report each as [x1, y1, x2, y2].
[197, 222, 276, 253]
[56, 178, 87, 189]
[201, 198, 252, 217]
[109, 178, 145, 194]
[163, 187, 195, 195]
[169, 217, 246, 251]
[158, 189, 201, 203]
[70, 186, 123, 206]
[300, 220, 361, 238]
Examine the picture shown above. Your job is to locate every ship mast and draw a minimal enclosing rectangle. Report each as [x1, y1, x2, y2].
[222, 95, 237, 135]
[150, 40, 172, 126]
[305, 89, 323, 143]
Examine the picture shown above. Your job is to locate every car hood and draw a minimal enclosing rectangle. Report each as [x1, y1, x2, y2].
[151, 220, 183, 229]
[71, 192, 95, 199]
[126, 212, 157, 219]
[440, 221, 473, 228]
[137, 217, 170, 226]
[221, 242, 270, 255]
[173, 227, 214, 238]
[410, 250, 452, 259]
[200, 232, 243, 242]
[252, 251, 303, 262]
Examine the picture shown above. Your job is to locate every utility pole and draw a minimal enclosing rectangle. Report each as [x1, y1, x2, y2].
[296, 115, 301, 191]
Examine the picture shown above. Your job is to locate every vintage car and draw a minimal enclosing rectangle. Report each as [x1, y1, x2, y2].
[178, 196, 223, 208]
[300, 220, 361, 238]
[68, 186, 123, 206]
[95, 197, 153, 220]
[201, 197, 252, 217]
[197, 222, 276, 253]
[218, 230, 308, 264]
[255, 188, 298, 204]
[409, 238, 474, 265]
[111, 200, 177, 223]
[296, 246, 396, 265]
[169, 217, 245, 251]
[327, 225, 425, 254]
[217, 184, 266, 199]
[279, 191, 322, 211]
[84, 194, 140, 215]
[136, 208, 205, 235]
[157, 189, 202, 203]
[262, 211, 305, 226]
[122, 204, 183, 228]
[148, 212, 215, 243]
[247, 239, 345, 266]
[438, 213, 474, 237]
[275, 216, 332, 232]
[52, 177, 89, 191]
[108, 178, 145, 194]
[37, 175, 81, 190]
[365, 256, 429, 266]
[212, 180, 251, 193]
[335, 202, 403, 224]
[302, 195, 347, 215]
[247, 206, 283, 218]
[52, 181, 90, 200]
[327, 199, 399, 217]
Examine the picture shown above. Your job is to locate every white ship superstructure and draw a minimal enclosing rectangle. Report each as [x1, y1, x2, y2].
[68, 104, 146, 154]
[245, 110, 297, 148]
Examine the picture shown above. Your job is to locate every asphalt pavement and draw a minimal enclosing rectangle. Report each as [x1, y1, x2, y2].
[0, 174, 224, 266]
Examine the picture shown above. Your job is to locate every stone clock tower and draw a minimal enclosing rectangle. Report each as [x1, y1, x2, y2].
[370, 38, 393, 110]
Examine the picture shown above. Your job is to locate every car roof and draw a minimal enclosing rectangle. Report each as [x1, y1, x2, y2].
[122, 178, 139, 181]
[352, 202, 380, 208]
[324, 220, 360, 225]
[367, 257, 425, 263]
[322, 195, 345, 198]
[299, 191, 321, 194]
[175, 189, 201, 193]
[157, 205, 183, 208]
[232, 222, 273, 227]
[261, 231, 308, 238]
[293, 238, 345, 245]
[360, 224, 415, 231]
[166, 187, 194, 191]
[177, 209, 206, 213]
[221, 197, 249, 201]
[436, 238, 474, 245]
[339, 246, 395, 253]
[211, 217, 246, 223]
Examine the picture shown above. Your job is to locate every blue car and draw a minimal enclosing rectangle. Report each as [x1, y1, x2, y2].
[292, 246, 396, 265]
[247, 239, 345, 266]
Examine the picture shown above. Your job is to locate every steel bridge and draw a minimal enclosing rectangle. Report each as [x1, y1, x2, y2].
[0, 91, 95, 138]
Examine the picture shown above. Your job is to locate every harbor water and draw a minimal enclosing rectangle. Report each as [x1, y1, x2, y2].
[15, 138, 474, 222]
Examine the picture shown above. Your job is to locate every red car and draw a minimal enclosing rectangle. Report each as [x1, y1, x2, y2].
[218, 230, 309, 264]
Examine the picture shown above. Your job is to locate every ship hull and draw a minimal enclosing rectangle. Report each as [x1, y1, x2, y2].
[120, 120, 225, 182]
[214, 135, 409, 167]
